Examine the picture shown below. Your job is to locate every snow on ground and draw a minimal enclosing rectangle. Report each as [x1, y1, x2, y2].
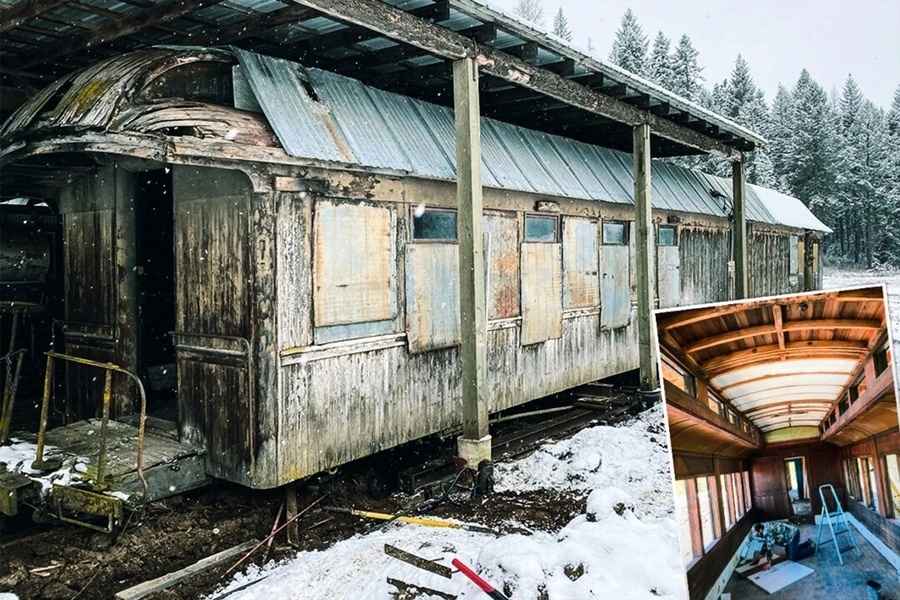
[208, 404, 687, 600]
[494, 403, 675, 520]
[0, 438, 86, 496]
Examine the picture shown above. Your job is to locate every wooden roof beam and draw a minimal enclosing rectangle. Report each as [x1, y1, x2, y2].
[782, 319, 881, 333]
[290, 0, 742, 159]
[20, 0, 227, 69]
[0, 0, 70, 33]
[702, 340, 868, 375]
[773, 304, 785, 352]
[685, 324, 776, 354]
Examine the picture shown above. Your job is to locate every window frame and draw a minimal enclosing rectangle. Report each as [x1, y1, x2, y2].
[657, 224, 678, 247]
[523, 213, 560, 243]
[410, 206, 459, 243]
[601, 220, 629, 246]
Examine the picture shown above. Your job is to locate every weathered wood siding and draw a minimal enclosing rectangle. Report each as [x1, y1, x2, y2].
[657, 245, 681, 309]
[58, 164, 136, 417]
[173, 166, 254, 482]
[748, 225, 803, 298]
[678, 226, 732, 306]
[405, 244, 460, 353]
[600, 241, 630, 329]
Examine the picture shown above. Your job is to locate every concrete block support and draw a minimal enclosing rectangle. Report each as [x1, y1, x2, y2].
[453, 57, 491, 465]
[633, 123, 659, 391]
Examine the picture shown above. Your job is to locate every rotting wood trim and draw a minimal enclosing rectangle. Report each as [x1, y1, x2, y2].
[290, 0, 740, 158]
[114, 539, 259, 600]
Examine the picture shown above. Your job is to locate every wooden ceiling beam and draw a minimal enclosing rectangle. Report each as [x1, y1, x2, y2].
[773, 304, 785, 351]
[719, 370, 851, 392]
[685, 324, 776, 354]
[702, 340, 868, 375]
[20, 0, 227, 69]
[782, 319, 881, 333]
[0, 0, 69, 33]
[685, 319, 880, 355]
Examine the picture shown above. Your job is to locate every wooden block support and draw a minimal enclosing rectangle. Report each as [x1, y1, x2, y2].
[633, 123, 659, 391]
[732, 159, 748, 299]
[285, 483, 299, 546]
[453, 57, 490, 448]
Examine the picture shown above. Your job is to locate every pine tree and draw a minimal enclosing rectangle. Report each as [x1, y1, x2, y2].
[669, 35, 702, 100]
[768, 85, 795, 192]
[552, 7, 572, 41]
[513, 0, 545, 26]
[648, 32, 674, 90]
[723, 55, 756, 119]
[886, 85, 900, 135]
[609, 9, 648, 75]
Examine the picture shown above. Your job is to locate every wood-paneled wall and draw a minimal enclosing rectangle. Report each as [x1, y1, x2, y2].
[750, 441, 845, 519]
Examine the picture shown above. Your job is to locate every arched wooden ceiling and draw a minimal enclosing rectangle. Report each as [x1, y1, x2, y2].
[659, 287, 887, 433]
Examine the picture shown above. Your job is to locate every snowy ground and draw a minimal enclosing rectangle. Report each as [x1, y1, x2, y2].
[823, 266, 900, 374]
[208, 403, 687, 600]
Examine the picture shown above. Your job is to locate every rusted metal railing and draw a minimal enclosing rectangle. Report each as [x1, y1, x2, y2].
[31, 352, 149, 498]
[0, 348, 26, 444]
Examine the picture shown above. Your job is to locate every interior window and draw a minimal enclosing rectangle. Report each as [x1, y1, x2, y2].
[412, 207, 457, 241]
[720, 474, 734, 530]
[874, 343, 891, 377]
[885, 455, 900, 520]
[697, 476, 717, 550]
[662, 357, 695, 397]
[524, 214, 559, 242]
[658, 224, 678, 246]
[602, 221, 628, 245]
[673, 479, 696, 566]
[743, 471, 752, 512]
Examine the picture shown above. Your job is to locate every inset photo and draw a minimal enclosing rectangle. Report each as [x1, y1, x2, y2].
[656, 286, 898, 599]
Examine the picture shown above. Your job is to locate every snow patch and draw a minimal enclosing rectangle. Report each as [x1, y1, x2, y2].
[494, 403, 675, 520]
[0, 439, 87, 496]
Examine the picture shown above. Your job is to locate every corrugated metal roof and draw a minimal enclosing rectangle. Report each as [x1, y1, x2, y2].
[235, 50, 820, 229]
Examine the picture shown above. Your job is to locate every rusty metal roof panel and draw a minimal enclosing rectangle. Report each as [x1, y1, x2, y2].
[486, 120, 564, 196]
[233, 48, 351, 163]
[362, 85, 456, 180]
[309, 69, 411, 171]
[408, 96, 500, 188]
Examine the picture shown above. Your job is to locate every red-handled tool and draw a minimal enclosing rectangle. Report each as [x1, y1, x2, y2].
[451, 558, 510, 600]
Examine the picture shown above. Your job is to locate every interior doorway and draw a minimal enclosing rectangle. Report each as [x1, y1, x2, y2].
[135, 169, 176, 421]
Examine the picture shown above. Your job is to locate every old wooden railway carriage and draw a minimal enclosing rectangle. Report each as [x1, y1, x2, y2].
[0, 47, 827, 495]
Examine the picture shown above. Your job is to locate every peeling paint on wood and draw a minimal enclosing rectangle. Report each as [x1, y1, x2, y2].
[657, 245, 681, 309]
[520, 243, 562, 345]
[562, 216, 599, 309]
[405, 244, 460, 353]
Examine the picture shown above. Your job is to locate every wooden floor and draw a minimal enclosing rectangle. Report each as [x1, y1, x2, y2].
[725, 524, 900, 599]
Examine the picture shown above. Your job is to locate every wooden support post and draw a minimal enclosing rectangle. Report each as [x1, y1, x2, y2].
[803, 232, 815, 291]
[285, 483, 299, 546]
[453, 57, 491, 471]
[732, 159, 748, 299]
[633, 123, 659, 391]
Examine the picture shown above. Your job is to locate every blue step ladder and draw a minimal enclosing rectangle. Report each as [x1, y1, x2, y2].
[815, 483, 860, 565]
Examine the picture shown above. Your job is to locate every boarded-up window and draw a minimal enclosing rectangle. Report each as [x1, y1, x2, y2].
[484, 212, 520, 319]
[657, 225, 681, 309]
[789, 235, 799, 273]
[601, 221, 631, 329]
[563, 217, 599, 308]
[521, 243, 562, 345]
[405, 244, 460, 353]
[313, 201, 395, 327]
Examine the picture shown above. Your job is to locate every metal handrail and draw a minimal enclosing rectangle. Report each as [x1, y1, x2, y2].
[32, 351, 149, 499]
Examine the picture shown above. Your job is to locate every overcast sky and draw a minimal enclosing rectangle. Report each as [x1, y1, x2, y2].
[488, 0, 900, 108]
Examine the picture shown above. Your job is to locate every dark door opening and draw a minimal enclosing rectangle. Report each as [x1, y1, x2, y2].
[135, 169, 176, 420]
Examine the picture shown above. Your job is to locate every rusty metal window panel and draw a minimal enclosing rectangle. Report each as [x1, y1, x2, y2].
[562, 217, 599, 309]
[411, 207, 457, 241]
[484, 212, 520, 320]
[601, 221, 628, 245]
[312, 200, 396, 328]
[405, 244, 460, 353]
[524, 214, 558, 243]
[520, 243, 562, 345]
[658, 224, 678, 246]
